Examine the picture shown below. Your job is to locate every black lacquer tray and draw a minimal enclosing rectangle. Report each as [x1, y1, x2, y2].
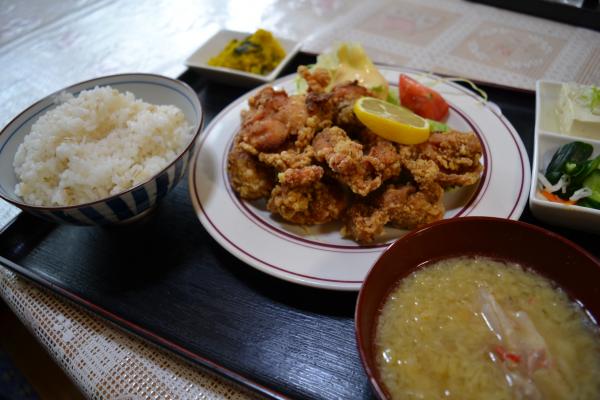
[1, 54, 598, 399]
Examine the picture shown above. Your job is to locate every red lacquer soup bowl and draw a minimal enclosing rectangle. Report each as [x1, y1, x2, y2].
[355, 216, 600, 399]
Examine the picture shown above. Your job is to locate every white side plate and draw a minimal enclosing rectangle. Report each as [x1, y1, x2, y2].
[529, 80, 600, 234]
[185, 29, 301, 86]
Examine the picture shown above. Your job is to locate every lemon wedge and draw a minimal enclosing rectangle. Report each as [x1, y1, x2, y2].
[354, 97, 430, 144]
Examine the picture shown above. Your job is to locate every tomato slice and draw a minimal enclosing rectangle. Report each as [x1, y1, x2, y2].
[399, 74, 449, 121]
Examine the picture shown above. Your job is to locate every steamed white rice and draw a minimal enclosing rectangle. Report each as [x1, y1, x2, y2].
[13, 86, 193, 206]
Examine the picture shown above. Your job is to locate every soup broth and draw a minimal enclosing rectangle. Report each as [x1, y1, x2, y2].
[375, 257, 600, 400]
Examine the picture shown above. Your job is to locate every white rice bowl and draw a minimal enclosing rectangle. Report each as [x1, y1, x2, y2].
[13, 86, 193, 206]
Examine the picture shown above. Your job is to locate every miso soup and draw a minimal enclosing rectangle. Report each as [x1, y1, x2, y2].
[375, 257, 600, 399]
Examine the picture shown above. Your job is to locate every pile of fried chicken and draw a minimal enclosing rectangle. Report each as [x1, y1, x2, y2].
[227, 66, 483, 243]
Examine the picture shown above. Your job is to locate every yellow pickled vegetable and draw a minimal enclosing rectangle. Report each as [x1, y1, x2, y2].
[208, 29, 286, 75]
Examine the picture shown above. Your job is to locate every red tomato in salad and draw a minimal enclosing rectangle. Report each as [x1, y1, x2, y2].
[399, 74, 449, 121]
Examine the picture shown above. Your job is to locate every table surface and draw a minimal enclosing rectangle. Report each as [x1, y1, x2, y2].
[1, 1, 599, 399]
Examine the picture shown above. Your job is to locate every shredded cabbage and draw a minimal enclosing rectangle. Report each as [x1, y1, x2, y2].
[570, 187, 593, 202]
[296, 43, 388, 99]
[537, 173, 568, 193]
[578, 84, 600, 115]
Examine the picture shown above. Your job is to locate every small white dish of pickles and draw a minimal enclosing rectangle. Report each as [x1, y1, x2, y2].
[530, 81, 600, 234]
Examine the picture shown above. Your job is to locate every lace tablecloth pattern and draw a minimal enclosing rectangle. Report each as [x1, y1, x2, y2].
[0, 268, 254, 400]
[303, 0, 600, 90]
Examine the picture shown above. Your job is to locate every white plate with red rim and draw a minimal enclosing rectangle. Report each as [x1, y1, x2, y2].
[189, 66, 531, 291]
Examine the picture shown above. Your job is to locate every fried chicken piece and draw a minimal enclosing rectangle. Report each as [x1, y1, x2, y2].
[342, 131, 481, 241]
[306, 82, 371, 131]
[342, 203, 389, 244]
[342, 180, 444, 243]
[267, 165, 345, 225]
[241, 88, 289, 150]
[277, 165, 323, 187]
[258, 147, 315, 172]
[342, 185, 412, 243]
[305, 92, 331, 115]
[227, 144, 274, 200]
[415, 131, 483, 188]
[298, 66, 330, 93]
[329, 82, 372, 123]
[267, 177, 346, 225]
[277, 94, 309, 136]
[385, 157, 446, 229]
[438, 168, 482, 188]
[312, 126, 382, 196]
[397, 143, 418, 164]
[239, 87, 309, 153]
[404, 158, 438, 184]
[293, 116, 326, 149]
[300, 65, 372, 132]
[241, 118, 288, 152]
[378, 183, 444, 230]
[358, 130, 402, 181]
[243, 87, 307, 131]
[248, 85, 288, 109]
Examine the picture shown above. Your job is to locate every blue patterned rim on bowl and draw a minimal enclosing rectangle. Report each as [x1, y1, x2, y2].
[0, 73, 203, 225]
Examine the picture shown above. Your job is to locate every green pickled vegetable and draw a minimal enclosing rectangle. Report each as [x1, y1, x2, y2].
[569, 154, 600, 190]
[578, 170, 600, 209]
[545, 141, 593, 184]
[233, 41, 262, 55]
[578, 197, 600, 209]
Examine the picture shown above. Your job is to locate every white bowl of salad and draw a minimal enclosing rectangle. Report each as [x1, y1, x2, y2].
[530, 81, 600, 234]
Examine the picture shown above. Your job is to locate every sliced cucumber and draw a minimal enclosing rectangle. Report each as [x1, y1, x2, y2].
[546, 141, 593, 184]
[578, 170, 600, 209]
[570, 154, 600, 190]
